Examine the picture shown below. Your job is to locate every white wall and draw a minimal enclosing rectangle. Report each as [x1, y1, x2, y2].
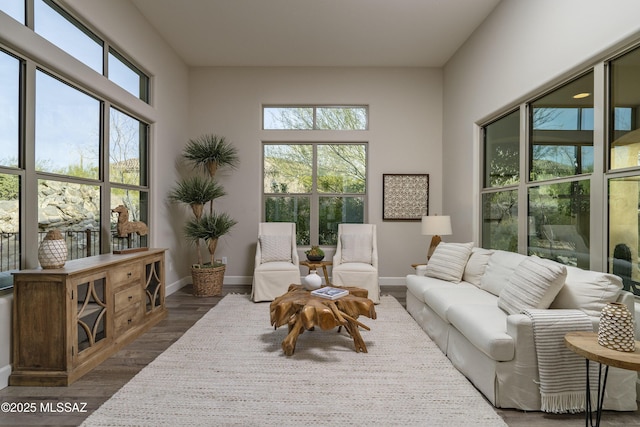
[187, 67, 443, 283]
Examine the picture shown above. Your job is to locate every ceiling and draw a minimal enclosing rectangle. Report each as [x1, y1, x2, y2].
[130, 0, 501, 67]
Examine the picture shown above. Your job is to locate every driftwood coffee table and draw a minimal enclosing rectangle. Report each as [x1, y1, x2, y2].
[270, 284, 377, 356]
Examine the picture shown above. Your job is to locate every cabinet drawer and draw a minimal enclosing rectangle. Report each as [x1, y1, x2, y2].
[111, 262, 142, 286]
[114, 305, 143, 335]
[114, 285, 142, 313]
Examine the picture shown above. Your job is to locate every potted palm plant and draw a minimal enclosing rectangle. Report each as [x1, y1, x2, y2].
[169, 134, 239, 297]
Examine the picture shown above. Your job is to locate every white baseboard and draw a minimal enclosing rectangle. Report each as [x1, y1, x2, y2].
[0, 364, 11, 390]
[165, 277, 190, 296]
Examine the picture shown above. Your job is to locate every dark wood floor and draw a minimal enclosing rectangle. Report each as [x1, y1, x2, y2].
[0, 285, 638, 426]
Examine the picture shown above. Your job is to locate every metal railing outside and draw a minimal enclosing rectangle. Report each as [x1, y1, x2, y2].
[0, 230, 147, 272]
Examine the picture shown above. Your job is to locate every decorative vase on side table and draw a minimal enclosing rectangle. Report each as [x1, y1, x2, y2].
[598, 302, 636, 352]
[38, 230, 67, 269]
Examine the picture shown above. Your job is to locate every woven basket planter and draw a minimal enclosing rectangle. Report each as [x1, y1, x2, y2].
[598, 302, 636, 352]
[191, 264, 225, 297]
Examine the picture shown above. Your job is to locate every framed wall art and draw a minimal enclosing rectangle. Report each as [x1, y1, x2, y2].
[382, 174, 429, 221]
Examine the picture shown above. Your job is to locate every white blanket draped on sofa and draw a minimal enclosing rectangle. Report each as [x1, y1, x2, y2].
[523, 308, 597, 413]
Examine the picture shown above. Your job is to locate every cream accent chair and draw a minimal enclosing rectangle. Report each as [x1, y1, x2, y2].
[332, 223, 380, 303]
[251, 222, 301, 302]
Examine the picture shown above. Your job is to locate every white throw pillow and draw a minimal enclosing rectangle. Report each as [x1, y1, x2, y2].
[550, 266, 623, 318]
[340, 233, 373, 264]
[498, 256, 567, 315]
[425, 242, 474, 283]
[463, 247, 494, 286]
[479, 250, 528, 296]
[259, 235, 292, 263]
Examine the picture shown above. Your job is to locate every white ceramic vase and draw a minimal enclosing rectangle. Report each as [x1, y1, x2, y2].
[38, 230, 67, 269]
[303, 270, 323, 290]
[598, 302, 636, 352]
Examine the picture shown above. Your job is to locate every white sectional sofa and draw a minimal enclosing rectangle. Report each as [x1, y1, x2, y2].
[406, 243, 638, 411]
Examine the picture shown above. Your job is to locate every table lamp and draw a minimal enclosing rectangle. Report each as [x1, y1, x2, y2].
[421, 215, 452, 260]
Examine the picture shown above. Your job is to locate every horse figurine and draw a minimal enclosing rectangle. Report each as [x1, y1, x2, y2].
[111, 205, 148, 238]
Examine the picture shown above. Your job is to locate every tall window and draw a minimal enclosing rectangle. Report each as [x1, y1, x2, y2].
[608, 46, 640, 296]
[527, 72, 593, 269]
[0, 50, 22, 290]
[0, 50, 20, 166]
[481, 110, 519, 251]
[110, 108, 149, 250]
[263, 143, 367, 245]
[262, 105, 369, 246]
[0, 2, 151, 288]
[481, 72, 594, 269]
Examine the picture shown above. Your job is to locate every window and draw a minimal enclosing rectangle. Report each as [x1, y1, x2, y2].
[35, 70, 100, 178]
[108, 48, 150, 102]
[263, 143, 367, 245]
[530, 72, 594, 181]
[528, 181, 590, 269]
[0, 50, 20, 167]
[38, 179, 101, 256]
[481, 75, 594, 268]
[610, 48, 640, 170]
[29, 0, 150, 103]
[608, 45, 640, 297]
[481, 111, 519, 251]
[109, 107, 149, 250]
[109, 108, 147, 186]
[0, 50, 22, 289]
[0, 0, 25, 23]
[483, 110, 520, 188]
[0, 173, 19, 290]
[34, 0, 104, 74]
[111, 188, 148, 251]
[263, 105, 368, 130]
[481, 190, 518, 251]
[0, 1, 152, 287]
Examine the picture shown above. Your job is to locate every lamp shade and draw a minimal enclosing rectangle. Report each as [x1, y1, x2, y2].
[421, 215, 452, 236]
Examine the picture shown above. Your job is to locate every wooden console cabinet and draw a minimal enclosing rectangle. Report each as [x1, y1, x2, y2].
[10, 249, 167, 386]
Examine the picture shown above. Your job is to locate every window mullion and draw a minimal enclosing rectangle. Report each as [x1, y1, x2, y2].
[310, 144, 319, 245]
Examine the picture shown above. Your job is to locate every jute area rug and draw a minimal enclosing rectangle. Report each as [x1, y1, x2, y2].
[82, 294, 507, 427]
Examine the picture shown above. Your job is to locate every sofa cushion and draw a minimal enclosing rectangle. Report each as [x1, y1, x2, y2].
[405, 274, 460, 303]
[479, 250, 528, 296]
[550, 266, 623, 318]
[463, 247, 494, 286]
[423, 285, 497, 322]
[447, 304, 515, 361]
[259, 235, 292, 263]
[340, 233, 372, 264]
[425, 242, 474, 283]
[498, 256, 567, 315]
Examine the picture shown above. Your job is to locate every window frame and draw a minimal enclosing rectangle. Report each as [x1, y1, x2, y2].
[262, 105, 369, 130]
[262, 141, 368, 247]
[0, 1, 152, 291]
